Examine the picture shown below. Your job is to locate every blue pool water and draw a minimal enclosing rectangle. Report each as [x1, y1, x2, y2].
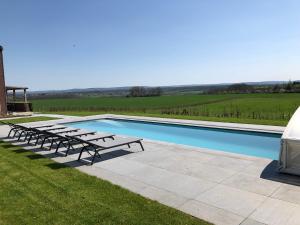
[67, 119, 281, 159]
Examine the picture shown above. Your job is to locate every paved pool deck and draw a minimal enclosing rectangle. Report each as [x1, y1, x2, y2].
[1, 115, 300, 225]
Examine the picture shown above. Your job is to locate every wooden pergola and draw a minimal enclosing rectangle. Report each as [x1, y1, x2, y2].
[6, 86, 29, 103]
[5, 86, 32, 112]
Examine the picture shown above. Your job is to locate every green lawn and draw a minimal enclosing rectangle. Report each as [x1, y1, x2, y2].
[32, 93, 300, 126]
[0, 116, 58, 125]
[0, 141, 210, 225]
[32, 94, 230, 111]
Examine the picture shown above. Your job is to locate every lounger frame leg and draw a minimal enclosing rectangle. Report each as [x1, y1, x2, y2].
[7, 128, 15, 137]
[138, 141, 145, 151]
[35, 134, 42, 145]
[40, 137, 47, 148]
[55, 141, 63, 153]
[23, 132, 31, 141]
[49, 138, 55, 149]
[77, 146, 87, 161]
[17, 130, 26, 140]
[91, 150, 98, 165]
[13, 131, 19, 138]
[65, 142, 73, 156]
[27, 133, 34, 144]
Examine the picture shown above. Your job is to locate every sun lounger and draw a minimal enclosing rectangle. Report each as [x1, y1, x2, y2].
[37, 127, 81, 148]
[71, 136, 144, 165]
[17, 124, 67, 141]
[32, 127, 115, 155]
[50, 130, 98, 151]
[26, 125, 68, 144]
[3, 122, 54, 138]
[56, 132, 115, 156]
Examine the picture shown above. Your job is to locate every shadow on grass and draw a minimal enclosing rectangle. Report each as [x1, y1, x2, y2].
[5, 139, 26, 144]
[46, 162, 70, 170]
[12, 148, 29, 153]
[1, 143, 18, 149]
[45, 158, 88, 169]
[26, 154, 45, 160]
[260, 160, 300, 186]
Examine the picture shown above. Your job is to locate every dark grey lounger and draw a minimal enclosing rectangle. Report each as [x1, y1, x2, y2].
[71, 136, 144, 165]
[56, 132, 116, 156]
[38, 129, 97, 150]
[37, 127, 82, 148]
[4, 122, 54, 138]
[26, 125, 68, 144]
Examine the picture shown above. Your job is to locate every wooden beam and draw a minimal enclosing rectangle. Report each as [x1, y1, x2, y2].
[24, 89, 27, 102]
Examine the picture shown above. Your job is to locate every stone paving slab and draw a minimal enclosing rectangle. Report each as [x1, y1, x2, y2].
[195, 184, 267, 217]
[240, 218, 266, 225]
[1, 116, 300, 225]
[271, 184, 300, 205]
[180, 200, 245, 225]
[249, 198, 300, 225]
[221, 173, 281, 196]
[138, 186, 188, 208]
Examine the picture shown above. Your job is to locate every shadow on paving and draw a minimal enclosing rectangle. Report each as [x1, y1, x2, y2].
[261, 160, 300, 186]
[44, 148, 133, 165]
[79, 149, 133, 164]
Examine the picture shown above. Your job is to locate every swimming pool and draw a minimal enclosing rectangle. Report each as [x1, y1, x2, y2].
[67, 119, 281, 159]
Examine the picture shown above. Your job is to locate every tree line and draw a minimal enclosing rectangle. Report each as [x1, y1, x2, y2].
[206, 81, 300, 94]
[128, 86, 162, 97]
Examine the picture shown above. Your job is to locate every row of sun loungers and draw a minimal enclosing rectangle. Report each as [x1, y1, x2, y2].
[1, 121, 144, 165]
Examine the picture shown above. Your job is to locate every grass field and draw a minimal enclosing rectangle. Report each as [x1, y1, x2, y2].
[32, 93, 300, 126]
[0, 141, 209, 225]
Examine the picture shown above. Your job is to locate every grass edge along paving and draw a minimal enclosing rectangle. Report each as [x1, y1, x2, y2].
[0, 141, 211, 225]
[0, 116, 58, 125]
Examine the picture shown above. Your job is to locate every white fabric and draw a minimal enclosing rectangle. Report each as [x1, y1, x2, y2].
[279, 107, 300, 175]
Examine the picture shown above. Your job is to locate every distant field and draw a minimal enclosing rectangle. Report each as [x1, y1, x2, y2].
[32, 93, 300, 126]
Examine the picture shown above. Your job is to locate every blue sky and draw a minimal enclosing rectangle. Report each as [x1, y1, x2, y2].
[1, 0, 300, 90]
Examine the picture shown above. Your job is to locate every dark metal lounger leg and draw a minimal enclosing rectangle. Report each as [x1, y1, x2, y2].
[77, 146, 86, 161]
[8, 127, 18, 137]
[49, 138, 55, 149]
[40, 136, 48, 148]
[27, 133, 34, 144]
[138, 141, 145, 151]
[65, 142, 72, 156]
[91, 150, 98, 165]
[13, 130, 19, 138]
[35, 134, 42, 145]
[7, 128, 15, 137]
[55, 141, 63, 153]
[17, 130, 25, 140]
[23, 132, 30, 141]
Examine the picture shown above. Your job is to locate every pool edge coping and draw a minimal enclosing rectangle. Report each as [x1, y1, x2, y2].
[50, 114, 285, 134]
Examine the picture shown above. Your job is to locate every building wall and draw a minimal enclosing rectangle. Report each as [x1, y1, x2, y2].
[0, 46, 7, 116]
